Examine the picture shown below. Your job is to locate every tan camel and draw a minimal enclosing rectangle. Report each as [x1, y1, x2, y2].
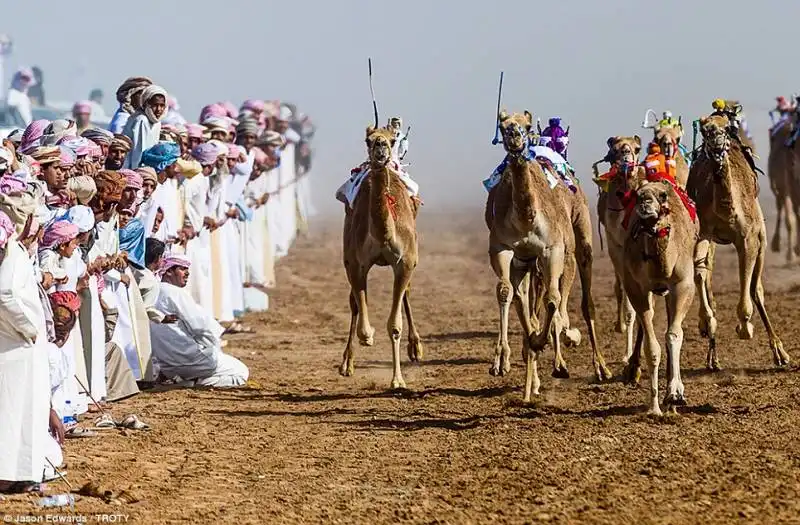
[767, 116, 800, 263]
[622, 180, 698, 415]
[486, 110, 582, 402]
[687, 114, 790, 370]
[653, 125, 690, 188]
[593, 136, 646, 366]
[340, 126, 422, 389]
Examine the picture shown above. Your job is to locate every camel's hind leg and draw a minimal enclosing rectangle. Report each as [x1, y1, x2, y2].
[490, 249, 514, 377]
[403, 287, 423, 362]
[528, 267, 543, 334]
[664, 278, 694, 410]
[574, 227, 612, 382]
[552, 253, 576, 378]
[631, 291, 662, 416]
[734, 236, 760, 341]
[771, 190, 784, 254]
[387, 264, 413, 390]
[751, 227, 790, 367]
[339, 290, 359, 377]
[783, 195, 797, 264]
[510, 260, 534, 366]
[695, 239, 720, 371]
[613, 276, 625, 333]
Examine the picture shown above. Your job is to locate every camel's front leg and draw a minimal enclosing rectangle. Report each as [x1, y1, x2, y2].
[771, 191, 784, 254]
[340, 290, 359, 377]
[632, 292, 661, 416]
[354, 266, 375, 346]
[664, 278, 693, 410]
[403, 287, 423, 362]
[387, 265, 413, 390]
[575, 238, 611, 382]
[783, 195, 797, 264]
[751, 228, 790, 367]
[620, 288, 636, 366]
[529, 246, 565, 379]
[559, 253, 581, 348]
[510, 260, 533, 368]
[613, 275, 625, 333]
[694, 239, 719, 370]
[735, 236, 758, 341]
[490, 249, 514, 377]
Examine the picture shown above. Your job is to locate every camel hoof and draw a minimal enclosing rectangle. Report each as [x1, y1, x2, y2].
[705, 361, 721, 372]
[489, 364, 501, 377]
[736, 322, 755, 340]
[563, 328, 582, 347]
[390, 378, 406, 390]
[772, 341, 790, 367]
[771, 236, 781, 253]
[358, 327, 375, 347]
[407, 340, 424, 362]
[647, 409, 664, 418]
[551, 366, 570, 379]
[663, 393, 687, 407]
[595, 364, 613, 383]
[622, 363, 641, 386]
[339, 363, 354, 377]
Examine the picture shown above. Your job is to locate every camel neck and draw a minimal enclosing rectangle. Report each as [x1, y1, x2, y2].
[507, 156, 539, 225]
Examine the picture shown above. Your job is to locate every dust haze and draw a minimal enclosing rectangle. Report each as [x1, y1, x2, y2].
[2, 0, 792, 215]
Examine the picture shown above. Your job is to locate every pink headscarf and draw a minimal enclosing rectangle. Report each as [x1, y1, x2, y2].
[72, 100, 92, 115]
[57, 136, 91, 157]
[220, 101, 238, 119]
[58, 147, 76, 168]
[185, 123, 205, 139]
[191, 143, 222, 166]
[87, 140, 103, 159]
[199, 103, 226, 123]
[120, 169, 143, 190]
[167, 95, 179, 110]
[226, 144, 245, 160]
[40, 220, 79, 251]
[241, 99, 265, 113]
[252, 147, 268, 166]
[20, 119, 51, 154]
[0, 176, 27, 195]
[157, 253, 191, 278]
[0, 211, 14, 249]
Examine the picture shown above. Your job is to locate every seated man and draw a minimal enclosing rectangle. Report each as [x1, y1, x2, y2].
[335, 116, 419, 208]
[149, 254, 249, 388]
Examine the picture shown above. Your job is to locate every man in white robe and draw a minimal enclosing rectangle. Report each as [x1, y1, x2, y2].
[150, 254, 249, 387]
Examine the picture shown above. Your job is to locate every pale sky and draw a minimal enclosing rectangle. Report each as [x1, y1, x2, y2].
[0, 0, 791, 213]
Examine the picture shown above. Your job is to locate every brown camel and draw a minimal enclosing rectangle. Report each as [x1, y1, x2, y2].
[486, 110, 583, 402]
[593, 136, 646, 366]
[653, 125, 690, 188]
[767, 115, 800, 263]
[622, 180, 698, 415]
[687, 114, 790, 370]
[340, 125, 422, 389]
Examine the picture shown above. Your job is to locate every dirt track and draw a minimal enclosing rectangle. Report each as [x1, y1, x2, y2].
[5, 210, 800, 524]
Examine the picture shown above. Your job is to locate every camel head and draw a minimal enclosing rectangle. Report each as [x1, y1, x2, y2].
[365, 125, 395, 166]
[699, 115, 731, 162]
[654, 126, 683, 159]
[499, 110, 533, 155]
[606, 135, 641, 167]
[635, 180, 671, 236]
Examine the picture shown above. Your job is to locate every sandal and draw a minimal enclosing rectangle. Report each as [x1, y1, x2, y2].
[120, 414, 150, 431]
[0, 481, 43, 494]
[93, 414, 116, 429]
[65, 426, 97, 439]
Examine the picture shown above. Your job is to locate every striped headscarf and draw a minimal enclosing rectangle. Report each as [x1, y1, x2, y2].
[81, 127, 114, 146]
[19, 119, 51, 154]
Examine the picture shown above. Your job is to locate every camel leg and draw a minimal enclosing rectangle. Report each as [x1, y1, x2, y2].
[528, 268, 542, 334]
[634, 293, 662, 416]
[387, 265, 412, 390]
[620, 287, 636, 366]
[694, 239, 719, 371]
[663, 278, 693, 409]
[339, 290, 359, 377]
[403, 287, 423, 362]
[613, 276, 625, 333]
[734, 236, 758, 341]
[354, 266, 375, 346]
[510, 262, 534, 368]
[751, 228, 790, 367]
[575, 243, 612, 382]
[490, 249, 514, 377]
[786, 195, 797, 264]
[622, 321, 643, 386]
[559, 253, 581, 349]
[791, 196, 800, 258]
[529, 247, 566, 379]
[771, 191, 784, 254]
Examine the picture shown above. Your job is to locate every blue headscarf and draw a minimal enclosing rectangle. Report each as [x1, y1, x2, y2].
[118, 217, 146, 269]
[140, 141, 180, 172]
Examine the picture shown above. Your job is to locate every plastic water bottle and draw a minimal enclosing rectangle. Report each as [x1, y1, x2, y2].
[37, 494, 75, 508]
[62, 401, 76, 426]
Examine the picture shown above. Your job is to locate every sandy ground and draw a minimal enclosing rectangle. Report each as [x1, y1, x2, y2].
[4, 210, 800, 524]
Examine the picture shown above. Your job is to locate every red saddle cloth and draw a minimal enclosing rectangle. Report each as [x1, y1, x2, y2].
[621, 172, 697, 230]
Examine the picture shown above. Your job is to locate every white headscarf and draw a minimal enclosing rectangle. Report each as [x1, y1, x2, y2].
[65, 205, 95, 233]
[140, 85, 168, 124]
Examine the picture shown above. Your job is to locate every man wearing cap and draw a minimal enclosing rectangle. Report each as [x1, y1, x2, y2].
[149, 254, 249, 388]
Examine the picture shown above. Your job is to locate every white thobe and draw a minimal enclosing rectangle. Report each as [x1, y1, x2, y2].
[241, 173, 270, 312]
[277, 144, 297, 257]
[208, 173, 234, 323]
[182, 175, 213, 313]
[122, 113, 161, 169]
[149, 282, 249, 387]
[0, 241, 49, 482]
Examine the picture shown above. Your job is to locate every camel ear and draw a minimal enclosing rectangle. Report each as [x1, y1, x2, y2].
[633, 135, 642, 148]
[499, 109, 510, 122]
[607, 136, 619, 148]
[523, 111, 533, 129]
[365, 125, 376, 143]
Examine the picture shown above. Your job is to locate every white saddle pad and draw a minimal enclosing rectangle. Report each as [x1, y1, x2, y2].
[337, 167, 418, 208]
